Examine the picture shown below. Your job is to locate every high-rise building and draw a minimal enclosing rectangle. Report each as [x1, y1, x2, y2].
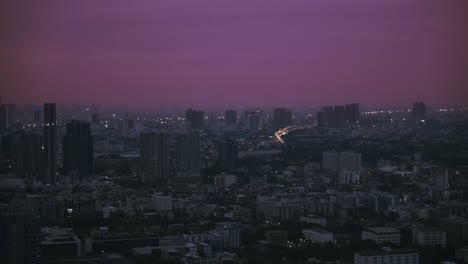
[0, 104, 7, 131]
[412, 102, 426, 121]
[33, 108, 42, 123]
[43, 103, 57, 185]
[175, 133, 201, 178]
[139, 132, 169, 182]
[186, 109, 205, 130]
[6, 104, 16, 128]
[345, 103, 360, 122]
[245, 108, 262, 130]
[273, 108, 292, 130]
[322, 151, 340, 173]
[12, 132, 43, 180]
[225, 110, 237, 126]
[63, 121, 94, 178]
[333, 105, 345, 124]
[1, 210, 41, 264]
[218, 139, 238, 174]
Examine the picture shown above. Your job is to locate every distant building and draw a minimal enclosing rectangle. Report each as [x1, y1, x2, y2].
[43, 103, 57, 185]
[264, 230, 288, 245]
[439, 217, 468, 246]
[1, 210, 41, 264]
[354, 248, 419, 264]
[299, 215, 326, 227]
[11, 132, 43, 180]
[302, 228, 333, 243]
[139, 132, 169, 182]
[362, 227, 401, 245]
[340, 151, 361, 172]
[412, 226, 446, 247]
[186, 109, 204, 130]
[151, 194, 172, 212]
[209, 222, 242, 251]
[244, 108, 262, 130]
[218, 139, 238, 174]
[63, 121, 94, 179]
[322, 151, 340, 173]
[412, 102, 426, 121]
[225, 110, 237, 126]
[273, 108, 292, 130]
[175, 133, 201, 178]
[345, 103, 360, 122]
[41, 227, 81, 257]
[214, 174, 237, 188]
[339, 170, 359, 184]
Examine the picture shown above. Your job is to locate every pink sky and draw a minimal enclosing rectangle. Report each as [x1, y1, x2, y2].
[1, 0, 467, 107]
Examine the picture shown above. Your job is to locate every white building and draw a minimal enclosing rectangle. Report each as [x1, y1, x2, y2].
[151, 194, 172, 212]
[413, 226, 446, 247]
[354, 248, 419, 264]
[299, 215, 326, 227]
[302, 228, 333, 243]
[362, 227, 401, 245]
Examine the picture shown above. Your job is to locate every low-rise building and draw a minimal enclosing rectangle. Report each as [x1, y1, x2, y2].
[302, 228, 333, 243]
[354, 248, 419, 264]
[412, 226, 446, 247]
[362, 227, 401, 245]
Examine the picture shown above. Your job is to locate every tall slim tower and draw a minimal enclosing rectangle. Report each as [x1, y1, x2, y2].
[218, 139, 239, 174]
[43, 103, 57, 185]
[175, 133, 201, 178]
[63, 121, 94, 178]
[273, 108, 292, 130]
[139, 132, 169, 182]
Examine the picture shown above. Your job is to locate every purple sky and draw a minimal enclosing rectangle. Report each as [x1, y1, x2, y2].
[1, 0, 467, 107]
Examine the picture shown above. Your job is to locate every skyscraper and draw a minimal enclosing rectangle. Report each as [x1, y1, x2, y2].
[225, 110, 237, 126]
[0, 104, 7, 131]
[63, 121, 94, 178]
[333, 105, 345, 124]
[43, 103, 57, 185]
[186, 109, 205, 130]
[273, 108, 292, 130]
[345, 103, 360, 122]
[1, 210, 41, 264]
[218, 139, 238, 174]
[12, 132, 43, 180]
[139, 132, 169, 182]
[175, 133, 201, 178]
[412, 102, 426, 121]
[244, 108, 262, 130]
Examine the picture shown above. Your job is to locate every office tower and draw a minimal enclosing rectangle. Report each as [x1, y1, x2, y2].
[12, 132, 43, 180]
[63, 121, 94, 178]
[1, 210, 41, 264]
[322, 106, 334, 125]
[273, 108, 292, 130]
[333, 105, 345, 124]
[218, 139, 238, 174]
[139, 132, 169, 182]
[43, 103, 57, 185]
[6, 104, 16, 128]
[412, 102, 426, 121]
[0, 104, 7, 131]
[33, 108, 42, 123]
[245, 108, 262, 130]
[206, 112, 218, 128]
[345, 103, 360, 122]
[175, 133, 201, 178]
[433, 167, 449, 194]
[225, 110, 237, 126]
[186, 109, 205, 130]
[340, 151, 362, 172]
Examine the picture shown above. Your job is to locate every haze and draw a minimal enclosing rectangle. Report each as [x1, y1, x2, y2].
[1, 0, 467, 107]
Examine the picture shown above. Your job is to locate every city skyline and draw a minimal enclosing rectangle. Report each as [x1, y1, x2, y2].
[1, 0, 467, 107]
